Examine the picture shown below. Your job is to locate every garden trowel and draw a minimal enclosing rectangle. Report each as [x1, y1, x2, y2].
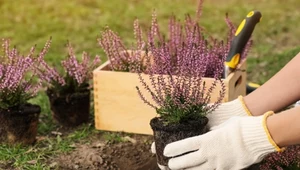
[224, 10, 262, 94]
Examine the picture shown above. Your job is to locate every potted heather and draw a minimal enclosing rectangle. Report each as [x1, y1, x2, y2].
[98, 24, 147, 73]
[134, 9, 229, 167]
[136, 68, 225, 167]
[0, 38, 61, 145]
[46, 43, 101, 127]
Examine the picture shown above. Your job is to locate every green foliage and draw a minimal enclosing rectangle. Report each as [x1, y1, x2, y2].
[45, 43, 101, 96]
[156, 94, 207, 124]
[103, 132, 124, 143]
[0, 87, 33, 110]
[68, 125, 95, 141]
[49, 75, 89, 96]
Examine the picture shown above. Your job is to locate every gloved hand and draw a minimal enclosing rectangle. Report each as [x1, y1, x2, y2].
[151, 96, 252, 170]
[206, 95, 252, 129]
[164, 111, 283, 170]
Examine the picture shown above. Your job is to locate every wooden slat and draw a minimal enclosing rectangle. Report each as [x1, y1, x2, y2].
[93, 60, 246, 135]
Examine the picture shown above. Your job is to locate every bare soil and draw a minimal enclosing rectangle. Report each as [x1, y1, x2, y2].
[51, 133, 160, 170]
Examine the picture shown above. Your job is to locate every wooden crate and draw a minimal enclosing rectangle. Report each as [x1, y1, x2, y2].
[93, 59, 246, 135]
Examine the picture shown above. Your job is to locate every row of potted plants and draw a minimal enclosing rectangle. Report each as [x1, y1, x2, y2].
[0, 38, 101, 145]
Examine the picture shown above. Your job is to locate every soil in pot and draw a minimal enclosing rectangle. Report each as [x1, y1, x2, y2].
[47, 89, 90, 127]
[0, 103, 40, 145]
[150, 117, 209, 167]
[246, 163, 260, 170]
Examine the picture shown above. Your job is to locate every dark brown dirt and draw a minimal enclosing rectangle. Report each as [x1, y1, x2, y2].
[47, 89, 90, 127]
[0, 104, 40, 145]
[52, 134, 160, 170]
[150, 117, 209, 166]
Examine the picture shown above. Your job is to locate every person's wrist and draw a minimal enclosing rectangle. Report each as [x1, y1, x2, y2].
[266, 113, 283, 147]
[260, 111, 283, 152]
[266, 110, 293, 148]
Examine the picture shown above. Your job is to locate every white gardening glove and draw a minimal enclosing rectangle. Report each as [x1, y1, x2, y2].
[164, 111, 283, 170]
[151, 96, 251, 169]
[207, 95, 252, 129]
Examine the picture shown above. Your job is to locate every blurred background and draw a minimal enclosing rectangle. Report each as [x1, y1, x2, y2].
[1, 0, 300, 83]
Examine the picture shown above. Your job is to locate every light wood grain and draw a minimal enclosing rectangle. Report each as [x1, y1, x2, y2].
[93, 60, 246, 135]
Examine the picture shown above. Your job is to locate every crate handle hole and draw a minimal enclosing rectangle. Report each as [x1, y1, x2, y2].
[235, 75, 242, 88]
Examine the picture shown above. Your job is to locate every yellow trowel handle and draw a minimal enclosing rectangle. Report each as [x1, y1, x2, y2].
[225, 11, 262, 70]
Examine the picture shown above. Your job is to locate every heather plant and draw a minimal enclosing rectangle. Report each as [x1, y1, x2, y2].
[98, 0, 253, 124]
[98, 22, 146, 73]
[258, 145, 300, 170]
[97, 5, 252, 76]
[135, 9, 228, 124]
[44, 42, 101, 127]
[47, 42, 101, 95]
[0, 38, 63, 110]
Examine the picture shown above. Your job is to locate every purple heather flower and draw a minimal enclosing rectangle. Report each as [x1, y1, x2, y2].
[0, 38, 101, 109]
[60, 43, 101, 86]
[98, 0, 252, 123]
[0, 38, 63, 109]
[259, 145, 300, 169]
[98, 22, 146, 72]
[135, 4, 228, 123]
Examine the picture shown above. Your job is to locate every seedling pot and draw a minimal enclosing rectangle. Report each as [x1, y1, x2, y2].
[0, 103, 40, 145]
[150, 117, 209, 167]
[47, 89, 90, 127]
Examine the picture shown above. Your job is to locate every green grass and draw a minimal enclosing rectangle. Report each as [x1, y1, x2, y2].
[1, 0, 300, 62]
[248, 46, 300, 84]
[0, 0, 300, 169]
[103, 132, 125, 143]
[0, 124, 97, 169]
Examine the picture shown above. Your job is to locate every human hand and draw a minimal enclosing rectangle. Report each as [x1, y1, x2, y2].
[207, 95, 252, 129]
[164, 112, 283, 170]
[151, 96, 251, 169]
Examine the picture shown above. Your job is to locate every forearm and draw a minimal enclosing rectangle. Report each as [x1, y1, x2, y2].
[267, 106, 300, 147]
[244, 52, 300, 116]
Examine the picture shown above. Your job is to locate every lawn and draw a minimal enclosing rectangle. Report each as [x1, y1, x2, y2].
[0, 0, 300, 169]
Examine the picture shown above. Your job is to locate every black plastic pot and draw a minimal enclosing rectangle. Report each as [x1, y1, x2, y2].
[47, 89, 90, 127]
[150, 117, 209, 167]
[0, 103, 40, 145]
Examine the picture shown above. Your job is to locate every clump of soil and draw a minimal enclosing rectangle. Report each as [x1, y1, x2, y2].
[0, 104, 40, 145]
[46, 89, 90, 127]
[150, 117, 209, 166]
[53, 135, 159, 170]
